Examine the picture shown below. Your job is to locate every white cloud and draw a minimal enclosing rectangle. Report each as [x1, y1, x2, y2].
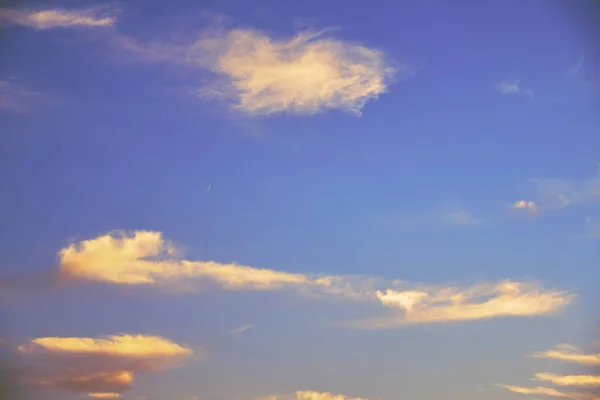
[496, 384, 584, 399]
[229, 325, 253, 334]
[188, 28, 404, 116]
[494, 79, 535, 98]
[0, 7, 115, 29]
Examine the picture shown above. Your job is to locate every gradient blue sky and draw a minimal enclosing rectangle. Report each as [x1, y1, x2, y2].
[1, 1, 599, 400]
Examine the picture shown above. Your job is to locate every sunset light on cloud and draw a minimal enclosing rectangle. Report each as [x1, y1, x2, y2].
[1, 1, 599, 400]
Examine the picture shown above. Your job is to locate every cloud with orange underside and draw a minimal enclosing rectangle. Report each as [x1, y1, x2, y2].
[17, 334, 194, 398]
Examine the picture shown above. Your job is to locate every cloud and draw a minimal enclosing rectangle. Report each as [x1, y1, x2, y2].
[512, 200, 539, 217]
[188, 28, 403, 116]
[229, 325, 253, 334]
[494, 79, 535, 98]
[532, 344, 600, 366]
[496, 384, 585, 399]
[17, 334, 194, 397]
[9, 230, 574, 329]
[58, 230, 327, 291]
[534, 373, 600, 388]
[442, 210, 483, 226]
[567, 54, 586, 75]
[345, 281, 574, 329]
[0, 79, 53, 114]
[262, 391, 371, 400]
[89, 394, 121, 399]
[527, 167, 600, 213]
[0, 7, 115, 29]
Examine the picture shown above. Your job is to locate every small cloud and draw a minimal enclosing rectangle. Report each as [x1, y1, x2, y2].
[494, 79, 535, 98]
[342, 281, 574, 329]
[442, 210, 483, 227]
[527, 167, 600, 213]
[532, 344, 600, 365]
[534, 373, 600, 388]
[0, 79, 53, 114]
[0, 6, 116, 29]
[585, 218, 600, 238]
[567, 54, 585, 76]
[17, 334, 194, 397]
[188, 27, 406, 116]
[512, 200, 539, 217]
[229, 325, 253, 334]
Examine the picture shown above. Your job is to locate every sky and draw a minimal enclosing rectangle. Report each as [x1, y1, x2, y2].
[1, 0, 600, 399]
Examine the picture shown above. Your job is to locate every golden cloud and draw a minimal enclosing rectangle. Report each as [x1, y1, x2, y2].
[18, 334, 194, 397]
[49, 231, 577, 328]
[189, 28, 404, 116]
[496, 384, 581, 399]
[0, 7, 115, 29]
[346, 281, 574, 328]
[88, 394, 121, 399]
[532, 344, 600, 366]
[535, 373, 600, 388]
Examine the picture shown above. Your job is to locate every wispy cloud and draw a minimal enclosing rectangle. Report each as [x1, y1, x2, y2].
[494, 79, 535, 98]
[512, 200, 539, 217]
[0, 79, 53, 114]
[532, 344, 600, 366]
[188, 28, 406, 116]
[526, 167, 600, 213]
[585, 218, 600, 238]
[0, 7, 116, 29]
[442, 209, 484, 227]
[567, 54, 586, 76]
[17, 334, 195, 398]
[229, 325, 253, 334]
[496, 384, 586, 399]
[534, 373, 600, 388]
[345, 281, 574, 329]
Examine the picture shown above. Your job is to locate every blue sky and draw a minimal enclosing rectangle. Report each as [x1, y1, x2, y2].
[1, 1, 600, 400]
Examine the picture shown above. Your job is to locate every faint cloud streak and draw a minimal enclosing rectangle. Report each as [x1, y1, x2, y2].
[494, 79, 535, 98]
[0, 6, 115, 29]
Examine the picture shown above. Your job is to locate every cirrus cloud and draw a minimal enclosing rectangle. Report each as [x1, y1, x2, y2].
[188, 28, 405, 116]
[0, 7, 115, 29]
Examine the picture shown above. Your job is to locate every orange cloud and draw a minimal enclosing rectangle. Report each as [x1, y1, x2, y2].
[88, 394, 121, 399]
[496, 384, 580, 398]
[261, 391, 371, 400]
[532, 344, 600, 366]
[18, 334, 194, 397]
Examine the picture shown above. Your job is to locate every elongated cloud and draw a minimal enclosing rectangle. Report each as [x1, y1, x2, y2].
[494, 79, 535, 97]
[0, 7, 115, 29]
[0, 80, 52, 114]
[188, 28, 402, 116]
[59, 231, 314, 290]
[17, 334, 194, 398]
[263, 390, 371, 400]
[346, 281, 574, 328]
[496, 384, 584, 399]
[532, 344, 600, 366]
[535, 373, 600, 388]
[442, 210, 483, 226]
